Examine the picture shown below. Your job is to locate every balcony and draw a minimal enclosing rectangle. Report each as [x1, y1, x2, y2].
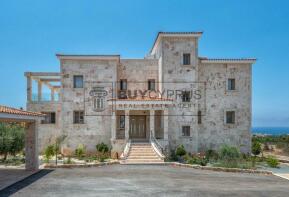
[25, 72, 61, 103]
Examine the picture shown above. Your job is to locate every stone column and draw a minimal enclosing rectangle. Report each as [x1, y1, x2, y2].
[111, 111, 116, 140]
[51, 88, 55, 102]
[25, 121, 39, 171]
[163, 109, 169, 140]
[150, 110, 155, 138]
[125, 110, 130, 140]
[27, 76, 32, 102]
[37, 81, 42, 101]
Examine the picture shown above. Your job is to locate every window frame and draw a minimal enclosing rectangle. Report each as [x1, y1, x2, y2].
[119, 115, 125, 129]
[148, 79, 156, 91]
[73, 75, 84, 88]
[119, 79, 127, 91]
[182, 126, 191, 137]
[73, 110, 84, 124]
[181, 91, 191, 102]
[227, 78, 236, 91]
[183, 53, 191, 65]
[41, 112, 56, 124]
[198, 110, 202, 124]
[225, 111, 235, 124]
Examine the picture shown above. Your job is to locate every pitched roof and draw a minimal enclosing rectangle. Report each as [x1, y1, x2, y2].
[0, 105, 44, 117]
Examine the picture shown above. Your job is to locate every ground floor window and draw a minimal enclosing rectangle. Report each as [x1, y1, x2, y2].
[119, 115, 125, 129]
[182, 126, 190, 137]
[226, 111, 235, 124]
[41, 112, 56, 124]
[74, 111, 84, 124]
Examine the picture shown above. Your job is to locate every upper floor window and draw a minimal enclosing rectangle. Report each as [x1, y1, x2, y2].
[41, 112, 56, 124]
[183, 53, 191, 65]
[73, 75, 83, 88]
[74, 111, 84, 124]
[94, 97, 104, 111]
[226, 111, 235, 124]
[120, 79, 127, 90]
[198, 110, 202, 124]
[148, 79, 156, 91]
[228, 78, 236, 91]
[182, 91, 191, 102]
[182, 126, 190, 137]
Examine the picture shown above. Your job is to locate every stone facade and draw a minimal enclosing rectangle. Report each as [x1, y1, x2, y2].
[26, 32, 255, 156]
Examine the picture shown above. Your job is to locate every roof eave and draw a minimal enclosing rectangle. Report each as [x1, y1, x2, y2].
[56, 54, 120, 61]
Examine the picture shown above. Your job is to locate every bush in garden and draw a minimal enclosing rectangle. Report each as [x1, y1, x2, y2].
[205, 149, 219, 161]
[218, 145, 241, 168]
[251, 141, 262, 167]
[75, 144, 86, 159]
[266, 156, 279, 168]
[96, 142, 109, 153]
[175, 145, 186, 157]
[44, 145, 55, 163]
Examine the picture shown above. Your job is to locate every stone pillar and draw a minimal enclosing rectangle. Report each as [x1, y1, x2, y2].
[37, 81, 42, 101]
[25, 121, 39, 171]
[51, 88, 55, 102]
[163, 109, 169, 140]
[27, 76, 32, 102]
[150, 110, 155, 138]
[125, 110, 130, 140]
[111, 111, 116, 140]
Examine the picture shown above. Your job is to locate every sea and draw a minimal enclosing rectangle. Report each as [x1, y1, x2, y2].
[252, 127, 289, 135]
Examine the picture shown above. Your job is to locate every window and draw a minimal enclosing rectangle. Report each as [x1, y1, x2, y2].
[120, 79, 127, 90]
[182, 126, 190, 137]
[94, 97, 104, 110]
[119, 115, 125, 129]
[41, 112, 56, 124]
[228, 78, 236, 91]
[198, 110, 202, 124]
[74, 111, 84, 124]
[226, 111, 235, 124]
[182, 91, 191, 102]
[183, 53, 191, 65]
[148, 79, 156, 91]
[73, 75, 83, 88]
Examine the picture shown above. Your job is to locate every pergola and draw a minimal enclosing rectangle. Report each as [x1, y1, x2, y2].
[0, 105, 44, 171]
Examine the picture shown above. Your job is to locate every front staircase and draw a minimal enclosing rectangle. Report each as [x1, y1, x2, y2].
[121, 142, 164, 164]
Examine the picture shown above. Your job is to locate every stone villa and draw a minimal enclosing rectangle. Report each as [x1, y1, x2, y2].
[25, 32, 255, 160]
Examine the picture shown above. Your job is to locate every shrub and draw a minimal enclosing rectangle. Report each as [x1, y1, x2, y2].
[205, 149, 219, 161]
[44, 145, 55, 163]
[252, 141, 261, 156]
[188, 156, 208, 166]
[266, 156, 279, 168]
[96, 142, 109, 153]
[175, 145, 186, 157]
[218, 145, 241, 168]
[75, 144, 86, 159]
[63, 156, 73, 164]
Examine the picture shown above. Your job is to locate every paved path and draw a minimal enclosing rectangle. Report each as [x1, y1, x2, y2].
[0, 169, 33, 190]
[1, 165, 289, 197]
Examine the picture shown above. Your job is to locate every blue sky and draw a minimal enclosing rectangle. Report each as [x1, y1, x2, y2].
[0, 0, 289, 127]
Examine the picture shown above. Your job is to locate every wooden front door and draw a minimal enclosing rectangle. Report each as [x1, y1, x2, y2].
[129, 116, 146, 139]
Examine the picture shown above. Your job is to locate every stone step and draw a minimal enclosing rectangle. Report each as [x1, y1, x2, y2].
[129, 152, 157, 156]
[127, 156, 160, 159]
[125, 159, 163, 163]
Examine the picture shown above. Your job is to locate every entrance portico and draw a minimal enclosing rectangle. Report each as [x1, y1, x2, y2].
[109, 98, 171, 155]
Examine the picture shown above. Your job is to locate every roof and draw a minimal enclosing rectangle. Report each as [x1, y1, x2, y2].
[150, 31, 203, 54]
[0, 105, 44, 117]
[56, 54, 120, 61]
[200, 57, 256, 64]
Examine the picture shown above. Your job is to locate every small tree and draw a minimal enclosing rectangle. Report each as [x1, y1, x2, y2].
[44, 145, 55, 163]
[75, 144, 86, 159]
[252, 141, 262, 167]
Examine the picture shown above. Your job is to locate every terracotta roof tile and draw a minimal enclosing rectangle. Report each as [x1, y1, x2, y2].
[0, 105, 44, 117]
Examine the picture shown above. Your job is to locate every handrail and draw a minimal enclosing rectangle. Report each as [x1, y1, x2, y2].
[150, 130, 165, 158]
[120, 139, 131, 160]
